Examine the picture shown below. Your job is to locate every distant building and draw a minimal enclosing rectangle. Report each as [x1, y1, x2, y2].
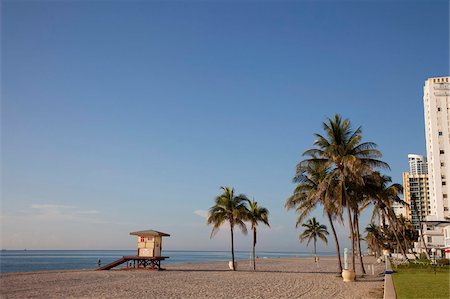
[392, 201, 406, 218]
[401, 154, 430, 230]
[408, 154, 428, 175]
[423, 76, 450, 220]
[444, 225, 450, 258]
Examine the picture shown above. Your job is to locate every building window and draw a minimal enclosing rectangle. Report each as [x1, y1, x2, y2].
[427, 236, 432, 243]
[444, 194, 448, 198]
[438, 107, 441, 111]
[439, 132, 443, 136]
[444, 207, 449, 211]
[441, 150, 445, 154]
[441, 162, 445, 166]
[443, 182, 447, 186]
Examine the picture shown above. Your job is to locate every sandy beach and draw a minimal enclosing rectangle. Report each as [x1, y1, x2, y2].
[0, 256, 385, 298]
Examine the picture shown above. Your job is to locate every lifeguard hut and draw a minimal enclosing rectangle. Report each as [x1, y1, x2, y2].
[97, 229, 170, 271]
[130, 230, 170, 257]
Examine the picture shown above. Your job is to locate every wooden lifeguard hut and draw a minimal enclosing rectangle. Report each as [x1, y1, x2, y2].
[130, 229, 170, 257]
[97, 229, 170, 271]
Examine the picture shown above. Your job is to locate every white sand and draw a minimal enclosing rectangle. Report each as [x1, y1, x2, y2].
[0, 256, 385, 298]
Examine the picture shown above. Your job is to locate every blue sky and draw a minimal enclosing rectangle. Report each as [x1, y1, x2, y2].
[1, 0, 449, 252]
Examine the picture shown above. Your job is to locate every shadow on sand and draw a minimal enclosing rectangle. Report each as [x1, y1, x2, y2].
[166, 269, 339, 275]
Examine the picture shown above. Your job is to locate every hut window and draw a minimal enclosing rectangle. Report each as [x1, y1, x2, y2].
[140, 237, 145, 242]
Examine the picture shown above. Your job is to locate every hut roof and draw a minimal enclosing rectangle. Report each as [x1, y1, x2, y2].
[129, 230, 170, 237]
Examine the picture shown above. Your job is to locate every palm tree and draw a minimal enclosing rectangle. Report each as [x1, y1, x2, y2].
[352, 171, 392, 274]
[365, 223, 384, 257]
[207, 186, 249, 270]
[299, 217, 329, 258]
[301, 114, 388, 273]
[245, 199, 270, 270]
[366, 173, 408, 258]
[400, 218, 419, 253]
[396, 215, 419, 255]
[285, 157, 343, 273]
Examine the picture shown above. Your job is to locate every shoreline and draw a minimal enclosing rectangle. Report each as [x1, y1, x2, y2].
[1, 256, 385, 298]
[0, 256, 322, 275]
[0, 252, 337, 274]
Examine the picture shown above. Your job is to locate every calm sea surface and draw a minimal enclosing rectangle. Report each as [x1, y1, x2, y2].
[0, 250, 334, 273]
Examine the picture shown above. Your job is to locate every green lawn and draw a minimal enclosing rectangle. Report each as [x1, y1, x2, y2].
[392, 265, 450, 299]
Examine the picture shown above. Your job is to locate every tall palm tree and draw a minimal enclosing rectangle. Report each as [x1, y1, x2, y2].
[285, 158, 343, 273]
[246, 199, 270, 270]
[301, 114, 388, 273]
[207, 186, 249, 270]
[299, 217, 329, 258]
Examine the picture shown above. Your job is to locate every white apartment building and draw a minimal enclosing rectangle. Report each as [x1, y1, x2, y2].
[408, 154, 428, 175]
[417, 76, 450, 258]
[415, 220, 450, 258]
[423, 76, 450, 220]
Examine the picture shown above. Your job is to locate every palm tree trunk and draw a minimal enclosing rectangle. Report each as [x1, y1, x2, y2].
[354, 211, 366, 274]
[253, 227, 256, 271]
[230, 225, 235, 271]
[418, 217, 430, 259]
[346, 204, 356, 273]
[326, 212, 342, 273]
[314, 238, 317, 267]
[402, 227, 410, 254]
[340, 176, 355, 274]
[419, 226, 429, 259]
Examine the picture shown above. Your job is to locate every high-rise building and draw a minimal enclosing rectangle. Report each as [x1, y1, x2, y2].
[402, 155, 430, 230]
[423, 76, 450, 220]
[408, 154, 428, 175]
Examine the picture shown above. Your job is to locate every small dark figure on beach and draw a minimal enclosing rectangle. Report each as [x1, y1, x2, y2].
[97, 259, 101, 266]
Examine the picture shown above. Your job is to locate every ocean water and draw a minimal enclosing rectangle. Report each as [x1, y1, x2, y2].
[0, 250, 332, 273]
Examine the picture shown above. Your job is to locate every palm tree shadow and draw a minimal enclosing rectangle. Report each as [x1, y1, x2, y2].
[167, 269, 338, 274]
[258, 270, 338, 274]
[166, 269, 229, 272]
